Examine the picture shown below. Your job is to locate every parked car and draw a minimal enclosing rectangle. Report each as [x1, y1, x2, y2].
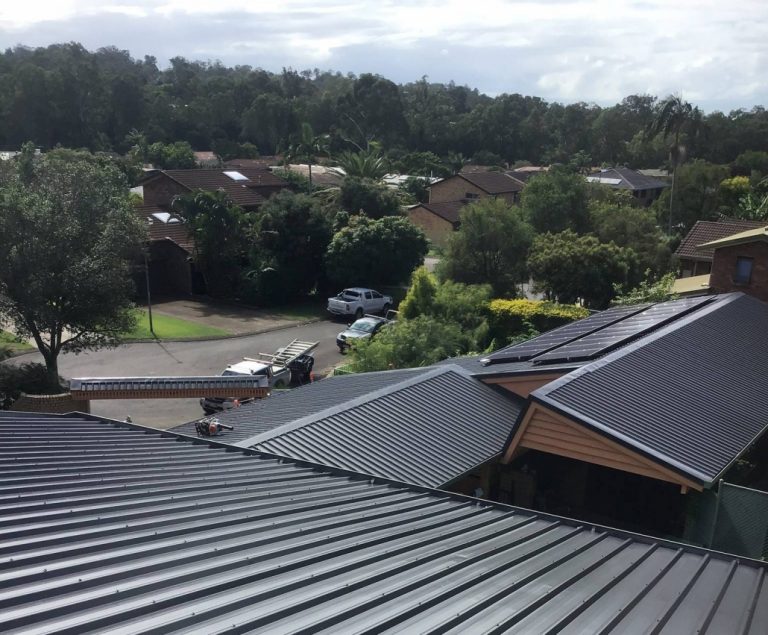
[336, 311, 397, 353]
[327, 287, 393, 319]
[200, 340, 317, 414]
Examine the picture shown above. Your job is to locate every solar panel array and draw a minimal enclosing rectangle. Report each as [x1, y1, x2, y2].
[532, 295, 714, 364]
[485, 303, 651, 364]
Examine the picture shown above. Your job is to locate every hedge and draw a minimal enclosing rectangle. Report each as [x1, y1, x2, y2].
[488, 299, 589, 343]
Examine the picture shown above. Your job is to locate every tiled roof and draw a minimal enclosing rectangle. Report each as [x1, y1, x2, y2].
[587, 167, 668, 191]
[675, 219, 765, 261]
[533, 293, 768, 485]
[147, 168, 288, 207]
[699, 225, 768, 249]
[459, 171, 524, 194]
[135, 203, 194, 252]
[176, 366, 523, 488]
[2, 412, 766, 634]
[413, 200, 466, 224]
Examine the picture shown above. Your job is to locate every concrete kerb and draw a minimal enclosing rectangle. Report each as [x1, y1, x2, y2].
[6, 316, 327, 358]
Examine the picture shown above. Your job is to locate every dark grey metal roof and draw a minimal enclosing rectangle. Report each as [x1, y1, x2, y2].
[588, 167, 669, 190]
[535, 293, 768, 485]
[246, 366, 523, 487]
[437, 353, 585, 377]
[1, 413, 766, 634]
[170, 367, 428, 442]
[70, 376, 267, 393]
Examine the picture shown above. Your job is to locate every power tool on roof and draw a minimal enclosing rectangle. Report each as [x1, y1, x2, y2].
[195, 416, 234, 437]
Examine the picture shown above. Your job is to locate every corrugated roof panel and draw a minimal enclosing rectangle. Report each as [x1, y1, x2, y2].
[537, 293, 768, 484]
[251, 368, 522, 487]
[171, 367, 428, 442]
[0, 414, 765, 633]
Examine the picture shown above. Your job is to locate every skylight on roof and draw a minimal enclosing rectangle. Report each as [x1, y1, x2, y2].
[151, 212, 172, 223]
[224, 170, 249, 181]
[586, 177, 623, 185]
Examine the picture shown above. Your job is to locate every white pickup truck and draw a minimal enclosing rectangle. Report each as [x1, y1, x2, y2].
[200, 339, 317, 414]
[327, 287, 393, 320]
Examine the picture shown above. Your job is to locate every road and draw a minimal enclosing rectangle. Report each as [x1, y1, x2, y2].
[9, 320, 345, 429]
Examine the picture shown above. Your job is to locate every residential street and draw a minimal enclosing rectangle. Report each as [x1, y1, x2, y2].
[9, 320, 345, 429]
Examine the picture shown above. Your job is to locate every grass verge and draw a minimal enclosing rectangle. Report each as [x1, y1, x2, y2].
[125, 310, 230, 340]
[0, 330, 35, 354]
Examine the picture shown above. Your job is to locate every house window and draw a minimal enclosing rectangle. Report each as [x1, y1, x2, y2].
[734, 257, 753, 285]
[465, 192, 480, 199]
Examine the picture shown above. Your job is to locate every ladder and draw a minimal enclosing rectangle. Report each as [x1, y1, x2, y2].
[253, 339, 318, 367]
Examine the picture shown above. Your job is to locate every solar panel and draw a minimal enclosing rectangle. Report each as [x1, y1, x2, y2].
[484, 303, 652, 364]
[533, 296, 714, 364]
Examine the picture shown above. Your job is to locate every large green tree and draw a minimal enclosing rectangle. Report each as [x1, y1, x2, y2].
[438, 198, 533, 296]
[520, 167, 590, 234]
[251, 191, 332, 303]
[325, 215, 428, 287]
[588, 190, 672, 274]
[528, 230, 640, 308]
[0, 151, 146, 386]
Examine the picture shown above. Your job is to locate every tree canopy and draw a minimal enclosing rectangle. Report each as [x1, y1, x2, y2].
[325, 215, 428, 287]
[437, 198, 533, 296]
[1, 43, 767, 170]
[0, 150, 146, 385]
[528, 230, 641, 308]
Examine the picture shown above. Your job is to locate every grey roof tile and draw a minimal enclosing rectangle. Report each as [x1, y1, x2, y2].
[0, 413, 765, 634]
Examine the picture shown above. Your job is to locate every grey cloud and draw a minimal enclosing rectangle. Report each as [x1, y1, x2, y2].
[0, 7, 765, 110]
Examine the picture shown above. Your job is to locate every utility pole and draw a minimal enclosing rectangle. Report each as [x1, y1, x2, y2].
[144, 252, 154, 336]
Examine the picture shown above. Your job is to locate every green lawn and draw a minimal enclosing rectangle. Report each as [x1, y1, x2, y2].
[267, 300, 327, 321]
[0, 330, 34, 354]
[125, 310, 230, 340]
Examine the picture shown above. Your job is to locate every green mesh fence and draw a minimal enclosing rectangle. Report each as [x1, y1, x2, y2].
[710, 482, 768, 560]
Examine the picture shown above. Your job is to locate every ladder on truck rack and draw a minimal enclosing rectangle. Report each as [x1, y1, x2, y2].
[252, 339, 318, 367]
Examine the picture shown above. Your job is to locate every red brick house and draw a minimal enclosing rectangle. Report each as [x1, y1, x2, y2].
[675, 219, 764, 277]
[406, 200, 465, 249]
[700, 225, 768, 302]
[141, 168, 288, 211]
[429, 171, 525, 205]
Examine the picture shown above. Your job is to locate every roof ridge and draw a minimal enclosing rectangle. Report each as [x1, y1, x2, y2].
[530, 293, 745, 482]
[235, 365, 454, 448]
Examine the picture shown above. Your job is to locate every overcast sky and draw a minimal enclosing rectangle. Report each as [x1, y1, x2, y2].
[1, 1, 766, 112]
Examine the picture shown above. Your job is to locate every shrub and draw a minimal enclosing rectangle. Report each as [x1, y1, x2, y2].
[488, 299, 589, 343]
[0, 363, 65, 409]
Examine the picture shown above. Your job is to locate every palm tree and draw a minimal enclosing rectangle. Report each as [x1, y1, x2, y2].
[331, 147, 390, 180]
[647, 95, 703, 233]
[286, 123, 329, 191]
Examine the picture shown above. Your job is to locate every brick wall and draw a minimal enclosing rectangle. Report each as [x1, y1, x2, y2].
[143, 175, 189, 207]
[430, 177, 485, 203]
[709, 242, 768, 302]
[10, 393, 90, 414]
[407, 207, 455, 249]
[429, 176, 519, 204]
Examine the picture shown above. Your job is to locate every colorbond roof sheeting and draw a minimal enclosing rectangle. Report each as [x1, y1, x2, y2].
[437, 353, 584, 378]
[536, 293, 768, 485]
[247, 366, 522, 487]
[170, 367, 429, 443]
[2, 415, 767, 634]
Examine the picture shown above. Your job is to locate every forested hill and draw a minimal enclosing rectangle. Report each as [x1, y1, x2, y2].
[1, 42, 766, 166]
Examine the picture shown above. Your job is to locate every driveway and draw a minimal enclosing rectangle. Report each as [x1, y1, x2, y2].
[9, 320, 346, 430]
